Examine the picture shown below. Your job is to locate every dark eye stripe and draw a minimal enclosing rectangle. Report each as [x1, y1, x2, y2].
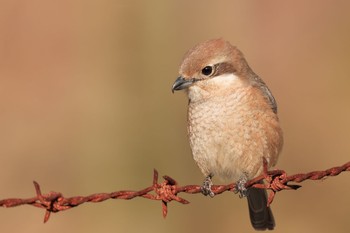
[194, 62, 236, 83]
[214, 62, 236, 77]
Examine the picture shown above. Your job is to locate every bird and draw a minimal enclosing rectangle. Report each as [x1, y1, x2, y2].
[171, 38, 283, 230]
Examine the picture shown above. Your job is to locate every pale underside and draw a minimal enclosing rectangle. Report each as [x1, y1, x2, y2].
[187, 74, 283, 182]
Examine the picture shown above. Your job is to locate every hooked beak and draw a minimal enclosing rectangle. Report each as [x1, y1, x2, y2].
[171, 76, 194, 93]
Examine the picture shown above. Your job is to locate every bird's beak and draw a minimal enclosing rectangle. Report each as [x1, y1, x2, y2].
[171, 76, 194, 93]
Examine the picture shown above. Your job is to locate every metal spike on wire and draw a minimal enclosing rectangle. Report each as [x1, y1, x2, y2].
[1, 160, 349, 223]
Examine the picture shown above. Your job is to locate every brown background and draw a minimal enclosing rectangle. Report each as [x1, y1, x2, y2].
[1, 1, 350, 232]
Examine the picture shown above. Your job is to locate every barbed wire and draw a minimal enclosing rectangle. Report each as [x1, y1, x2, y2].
[1, 160, 349, 223]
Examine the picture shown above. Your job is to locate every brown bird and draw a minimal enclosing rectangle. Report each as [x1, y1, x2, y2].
[172, 38, 283, 230]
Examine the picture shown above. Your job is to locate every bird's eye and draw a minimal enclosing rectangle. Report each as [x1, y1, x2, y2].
[201, 66, 214, 76]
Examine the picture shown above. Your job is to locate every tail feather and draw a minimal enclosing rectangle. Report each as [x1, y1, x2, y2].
[247, 183, 275, 231]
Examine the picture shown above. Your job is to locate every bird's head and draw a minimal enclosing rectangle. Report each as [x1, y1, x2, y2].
[172, 38, 251, 100]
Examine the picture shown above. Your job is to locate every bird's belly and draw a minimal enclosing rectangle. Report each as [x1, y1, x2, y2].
[188, 99, 281, 182]
[189, 125, 248, 182]
[188, 107, 242, 181]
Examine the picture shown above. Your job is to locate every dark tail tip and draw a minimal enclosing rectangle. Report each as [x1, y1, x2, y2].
[247, 186, 275, 231]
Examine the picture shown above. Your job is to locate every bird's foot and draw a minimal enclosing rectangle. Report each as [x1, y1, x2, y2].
[235, 176, 248, 198]
[201, 174, 215, 197]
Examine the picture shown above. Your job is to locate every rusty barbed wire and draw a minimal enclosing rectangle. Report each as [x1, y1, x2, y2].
[1, 160, 349, 223]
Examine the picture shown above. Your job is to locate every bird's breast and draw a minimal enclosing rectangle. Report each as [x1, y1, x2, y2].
[187, 86, 283, 182]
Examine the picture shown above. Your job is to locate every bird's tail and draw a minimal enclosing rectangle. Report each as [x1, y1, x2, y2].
[247, 182, 275, 231]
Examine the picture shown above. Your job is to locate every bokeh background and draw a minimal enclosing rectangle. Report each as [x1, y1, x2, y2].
[1, 1, 350, 232]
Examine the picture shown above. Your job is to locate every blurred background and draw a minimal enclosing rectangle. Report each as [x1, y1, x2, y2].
[1, 0, 350, 232]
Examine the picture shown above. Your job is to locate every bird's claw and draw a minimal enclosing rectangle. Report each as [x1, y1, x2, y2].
[201, 175, 215, 197]
[235, 177, 248, 198]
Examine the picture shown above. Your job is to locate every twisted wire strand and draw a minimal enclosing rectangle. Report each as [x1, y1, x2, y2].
[1, 160, 349, 222]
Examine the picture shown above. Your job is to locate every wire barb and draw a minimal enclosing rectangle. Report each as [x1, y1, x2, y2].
[0, 161, 349, 222]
